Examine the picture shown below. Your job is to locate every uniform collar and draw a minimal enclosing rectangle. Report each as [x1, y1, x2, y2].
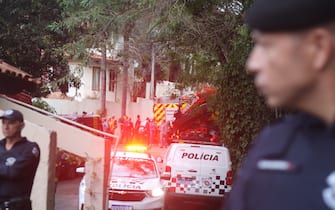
[296, 112, 335, 131]
[0, 137, 27, 147]
[255, 112, 322, 159]
[258, 112, 335, 159]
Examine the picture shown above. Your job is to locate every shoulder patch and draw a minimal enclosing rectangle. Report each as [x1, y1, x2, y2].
[5, 157, 16, 166]
[32, 146, 39, 157]
[323, 171, 335, 210]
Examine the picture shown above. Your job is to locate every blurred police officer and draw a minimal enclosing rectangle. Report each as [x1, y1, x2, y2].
[222, 0, 335, 210]
[0, 109, 40, 210]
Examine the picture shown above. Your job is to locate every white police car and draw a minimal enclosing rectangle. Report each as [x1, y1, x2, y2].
[77, 145, 164, 210]
[161, 141, 232, 210]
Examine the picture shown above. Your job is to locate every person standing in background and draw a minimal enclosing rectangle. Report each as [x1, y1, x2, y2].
[108, 115, 117, 134]
[134, 115, 141, 142]
[159, 119, 169, 148]
[148, 119, 157, 147]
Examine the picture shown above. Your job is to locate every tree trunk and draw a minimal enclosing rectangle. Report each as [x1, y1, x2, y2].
[150, 43, 155, 99]
[121, 34, 129, 117]
[100, 42, 107, 117]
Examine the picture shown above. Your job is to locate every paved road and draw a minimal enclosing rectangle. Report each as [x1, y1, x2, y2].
[55, 176, 82, 210]
[55, 145, 167, 210]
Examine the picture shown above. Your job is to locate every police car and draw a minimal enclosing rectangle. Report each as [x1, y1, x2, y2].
[161, 141, 232, 210]
[77, 145, 164, 210]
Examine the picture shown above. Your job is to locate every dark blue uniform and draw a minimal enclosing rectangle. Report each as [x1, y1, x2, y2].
[0, 137, 40, 210]
[222, 112, 335, 210]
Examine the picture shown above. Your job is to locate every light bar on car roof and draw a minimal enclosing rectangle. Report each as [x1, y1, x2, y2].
[125, 144, 148, 152]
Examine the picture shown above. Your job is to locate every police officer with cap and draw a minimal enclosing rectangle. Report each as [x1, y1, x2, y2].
[0, 109, 40, 210]
[222, 0, 335, 210]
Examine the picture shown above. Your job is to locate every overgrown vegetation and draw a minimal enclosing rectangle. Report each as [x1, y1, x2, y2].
[148, 0, 276, 171]
[0, 0, 81, 96]
[215, 25, 275, 170]
[1, 0, 277, 171]
[32, 98, 57, 114]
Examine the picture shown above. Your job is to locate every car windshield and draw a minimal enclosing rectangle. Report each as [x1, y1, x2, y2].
[111, 157, 157, 178]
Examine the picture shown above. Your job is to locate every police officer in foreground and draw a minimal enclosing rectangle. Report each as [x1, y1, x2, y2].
[0, 109, 40, 210]
[222, 0, 335, 210]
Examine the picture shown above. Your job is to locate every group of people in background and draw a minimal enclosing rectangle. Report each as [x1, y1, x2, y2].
[102, 114, 171, 148]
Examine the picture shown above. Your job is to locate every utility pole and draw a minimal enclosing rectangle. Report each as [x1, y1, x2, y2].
[121, 34, 129, 117]
[100, 41, 107, 117]
[100, 38, 108, 210]
[150, 43, 155, 99]
[121, 20, 134, 117]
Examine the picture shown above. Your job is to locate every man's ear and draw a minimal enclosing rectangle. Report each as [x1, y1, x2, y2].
[20, 122, 25, 130]
[309, 28, 333, 71]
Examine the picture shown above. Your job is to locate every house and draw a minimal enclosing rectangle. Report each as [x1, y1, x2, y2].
[44, 54, 181, 122]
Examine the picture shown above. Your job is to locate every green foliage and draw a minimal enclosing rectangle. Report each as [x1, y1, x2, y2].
[149, 0, 276, 172]
[214, 25, 275, 171]
[56, 148, 85, 180]
[0, 0, 75, 96]
[2, 0, 277, 172]
[54, 0, 147, 54]
[32, 98, 57, 114]
[54, 0, 170, 101]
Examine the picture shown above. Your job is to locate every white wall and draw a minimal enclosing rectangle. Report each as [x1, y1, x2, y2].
[51, 59, 193, 125]
[43, 97, 153, 122]
[63, 57, 188, 121]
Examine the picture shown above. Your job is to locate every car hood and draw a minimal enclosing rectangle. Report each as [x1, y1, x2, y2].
[110, 177, 161, 191]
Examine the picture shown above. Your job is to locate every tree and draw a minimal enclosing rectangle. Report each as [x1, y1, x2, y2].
[53, 0, 276, 171]
[53, 0, 158, 116]
[0, 0, 79, 96]
[147, 0, 276, 171]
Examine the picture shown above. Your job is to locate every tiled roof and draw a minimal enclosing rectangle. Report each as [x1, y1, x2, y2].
[0, 59, 40, 84]
[0, 59, 41, 95]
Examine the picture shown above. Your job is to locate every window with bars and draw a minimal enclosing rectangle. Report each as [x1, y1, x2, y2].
[92, 67, 100, 91]
[109, 69, 117, 92]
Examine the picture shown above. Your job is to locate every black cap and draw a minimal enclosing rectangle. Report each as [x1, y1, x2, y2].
[245, 0, 335, 32]
[0, 109, 24, 122]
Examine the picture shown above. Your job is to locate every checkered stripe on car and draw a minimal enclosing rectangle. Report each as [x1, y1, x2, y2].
[167, 174, 230, 195]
